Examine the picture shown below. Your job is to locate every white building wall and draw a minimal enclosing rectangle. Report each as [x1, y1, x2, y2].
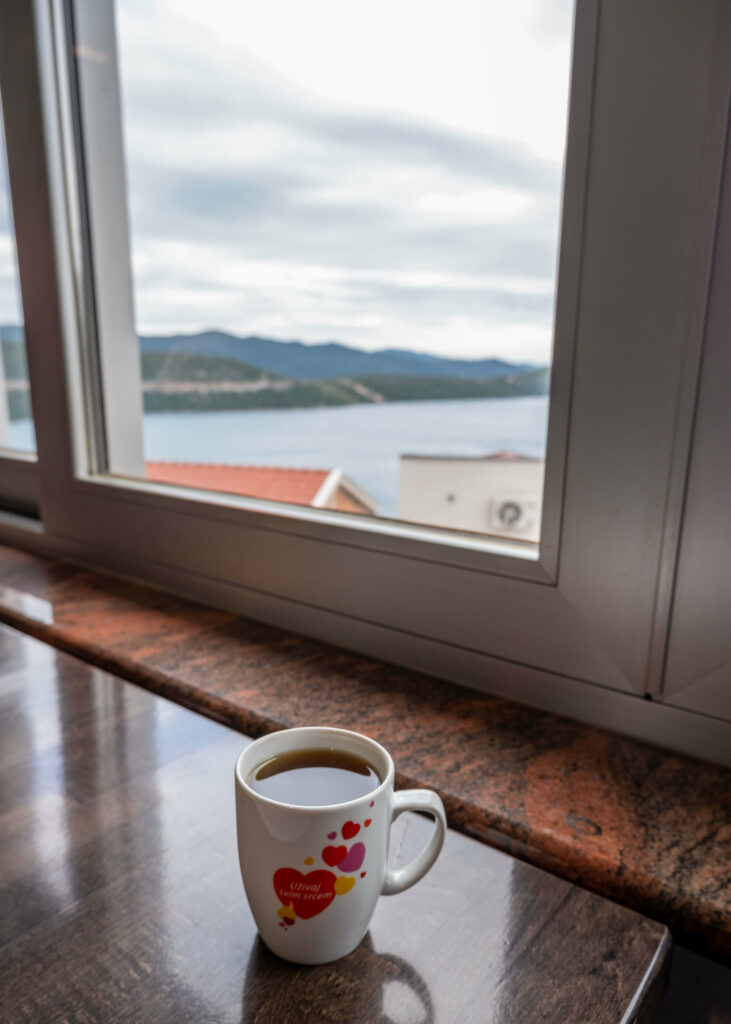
[398, 456, 545, 542]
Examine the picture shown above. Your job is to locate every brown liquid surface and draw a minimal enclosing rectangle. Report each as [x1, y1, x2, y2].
[248, 747, 381, 806]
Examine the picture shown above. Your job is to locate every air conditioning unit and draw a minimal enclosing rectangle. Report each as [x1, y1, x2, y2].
[488, 495, 539, 534]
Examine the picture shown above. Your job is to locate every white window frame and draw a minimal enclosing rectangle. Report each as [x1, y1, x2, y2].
[661, 119, 731, 722]
[0, 0, 729, 763]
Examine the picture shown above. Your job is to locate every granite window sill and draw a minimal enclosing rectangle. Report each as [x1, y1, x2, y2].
[0, 541, 728, 965]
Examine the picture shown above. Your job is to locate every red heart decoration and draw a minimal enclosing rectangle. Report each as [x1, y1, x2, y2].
[342, 821, 360, 840]
[322, 845, 347, 867]
[273, 868, 337, 919]
[364, 818, 372, 828]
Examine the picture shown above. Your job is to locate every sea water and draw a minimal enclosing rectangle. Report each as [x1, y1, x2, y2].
[7, 396, 549, 517]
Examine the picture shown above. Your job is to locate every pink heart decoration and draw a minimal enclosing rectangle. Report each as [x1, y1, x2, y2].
[337, 841, 365, 872]
[327, 831, 337, 840]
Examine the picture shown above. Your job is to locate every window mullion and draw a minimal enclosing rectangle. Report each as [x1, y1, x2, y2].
[0, 0, 83, 529]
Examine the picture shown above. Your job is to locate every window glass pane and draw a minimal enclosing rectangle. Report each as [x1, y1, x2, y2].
[0, 102, 34, 453]
[81, 0, 573, 544]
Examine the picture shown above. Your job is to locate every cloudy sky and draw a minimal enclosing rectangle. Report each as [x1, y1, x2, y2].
[2, 0, 574, 365]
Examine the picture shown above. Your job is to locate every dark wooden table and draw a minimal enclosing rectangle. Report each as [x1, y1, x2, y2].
[0, 623, 669, 1023]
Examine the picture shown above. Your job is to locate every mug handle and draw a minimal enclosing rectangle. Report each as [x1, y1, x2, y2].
[381, 789, 447, 896]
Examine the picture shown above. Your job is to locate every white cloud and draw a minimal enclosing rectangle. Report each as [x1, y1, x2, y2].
[415, 188, 536, 221]
[91, 0, 575, 363]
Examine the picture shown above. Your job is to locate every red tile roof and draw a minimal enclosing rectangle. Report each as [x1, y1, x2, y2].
[146, 462, 330, 505]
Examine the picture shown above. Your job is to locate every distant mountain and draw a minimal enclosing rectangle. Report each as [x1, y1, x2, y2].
[1, 325, 549, 421]
[140, 367, 549, 415]
[139, 330, 538, 381]
[1, 334, 28, 379]
[0, 325, 25, 344]
[354, 368, 550, 402]
[141, 350, 278, 383]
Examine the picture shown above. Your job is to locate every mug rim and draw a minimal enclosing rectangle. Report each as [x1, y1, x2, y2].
[235, 726, 395, 812]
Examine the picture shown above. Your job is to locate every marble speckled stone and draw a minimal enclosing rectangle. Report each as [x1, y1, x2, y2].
[0, 541, 728, 963]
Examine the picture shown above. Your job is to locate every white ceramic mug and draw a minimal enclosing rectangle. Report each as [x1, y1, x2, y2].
[234, 726, 447, 965]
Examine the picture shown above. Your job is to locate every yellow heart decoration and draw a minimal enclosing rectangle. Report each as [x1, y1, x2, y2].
[334, 875, 356, 895]
[277, 905, 296, 921]
[303, 856, 314, 865]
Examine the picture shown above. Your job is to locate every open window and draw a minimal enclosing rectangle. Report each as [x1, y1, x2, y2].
[0, 0, 729, 759]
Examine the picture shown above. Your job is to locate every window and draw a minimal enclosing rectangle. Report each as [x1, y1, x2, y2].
[69, 0, 576, 546]
[0, 103, 35, 454]
[0, 0, 728, 760]
[0, 93, 37, 516]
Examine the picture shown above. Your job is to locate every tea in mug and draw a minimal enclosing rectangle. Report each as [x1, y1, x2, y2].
[248, 747, 381, 806]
